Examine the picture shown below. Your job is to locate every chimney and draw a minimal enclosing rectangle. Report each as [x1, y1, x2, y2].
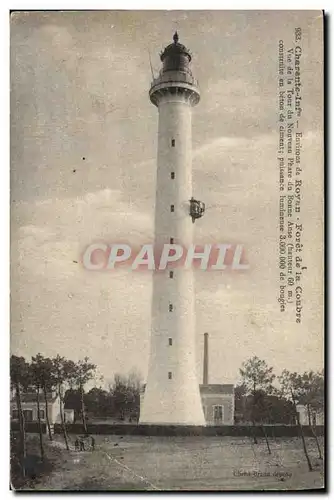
[203, 332, 209, 385]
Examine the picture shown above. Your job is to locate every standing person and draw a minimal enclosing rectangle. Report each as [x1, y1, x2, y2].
[91, 436, 95, 451]
[74, 438, 79, 451]
[79, 438, 85, 451]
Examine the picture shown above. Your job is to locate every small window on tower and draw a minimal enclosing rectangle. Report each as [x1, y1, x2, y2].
[171, 172, 175, 179]
[171, 139, 175, 147]
[170, 237, 174, 244]
[169, 271, 174, 279]
[168, 371, 172, 379]
[171, 205, 175, 212]
[168, 338, 173, 346]
[169, 304, 173, 312]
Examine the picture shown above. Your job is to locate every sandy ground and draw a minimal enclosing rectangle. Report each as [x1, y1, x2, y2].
[23, 434, 325, 491]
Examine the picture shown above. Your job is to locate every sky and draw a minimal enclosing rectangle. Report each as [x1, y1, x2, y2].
[10, 10, 323, 386]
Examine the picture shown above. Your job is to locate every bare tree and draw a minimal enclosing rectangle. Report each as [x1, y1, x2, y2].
[51, 355, 70, 451]
[30, 357, 45, 460]
[239, 356, 275, 452]
[31, 354, 56, 441]
[70, 357, 96, 434]
[10, 355, 29, 477]
[294, 370, 324, 460]
[278, 370, 313, 471]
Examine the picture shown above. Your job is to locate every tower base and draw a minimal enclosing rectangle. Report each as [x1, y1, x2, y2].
[139, 381, 206, 427]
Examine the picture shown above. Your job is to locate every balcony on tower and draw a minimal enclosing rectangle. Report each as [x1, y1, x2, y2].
[189, 197, 205, 223]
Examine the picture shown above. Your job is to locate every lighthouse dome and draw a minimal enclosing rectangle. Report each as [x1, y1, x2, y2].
[149, 31, 199, 107]
[160, 32, 192, 73]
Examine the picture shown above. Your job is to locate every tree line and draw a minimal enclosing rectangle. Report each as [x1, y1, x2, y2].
[10, 353, 97, 477]
[11, 352, 324, 478]
[64, 372, 141, 423]
[10, 353, 142, 479]
[237, 356, 324, 470]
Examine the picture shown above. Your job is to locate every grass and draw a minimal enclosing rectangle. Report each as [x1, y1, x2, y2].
[10, 433, 60, 490]
[12, 433, 325, 491]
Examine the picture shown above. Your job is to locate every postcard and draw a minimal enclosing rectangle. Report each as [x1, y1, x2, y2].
[10, 10, 324, 491]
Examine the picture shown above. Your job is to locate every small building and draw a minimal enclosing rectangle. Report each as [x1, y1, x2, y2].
[200, 384, 234, 425]
[11, 391, 75, 428]
[199, 333, 234, 425]
[296, 404, 324, 426]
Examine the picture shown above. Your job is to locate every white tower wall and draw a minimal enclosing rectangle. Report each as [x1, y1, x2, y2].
[140, 39, 205, 425]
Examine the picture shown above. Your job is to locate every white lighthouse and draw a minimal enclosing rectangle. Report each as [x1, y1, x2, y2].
[140, 33, 206, 426]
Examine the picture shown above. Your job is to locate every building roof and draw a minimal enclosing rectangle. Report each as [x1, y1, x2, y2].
[160, 32, 191, 62]
[11, 392, 58, 404]
[200, 384, 234, 395]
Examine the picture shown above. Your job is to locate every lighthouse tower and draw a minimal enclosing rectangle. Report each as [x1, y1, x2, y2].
[140, 33, 206, 425]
